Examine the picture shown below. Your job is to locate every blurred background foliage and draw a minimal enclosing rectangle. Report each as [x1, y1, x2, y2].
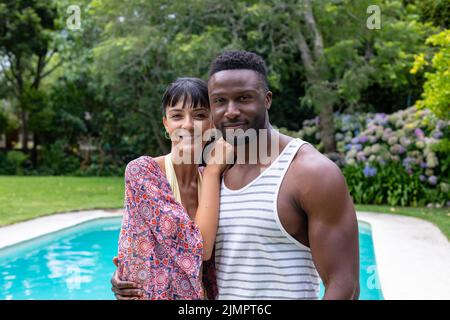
[0, 0, 448, 206]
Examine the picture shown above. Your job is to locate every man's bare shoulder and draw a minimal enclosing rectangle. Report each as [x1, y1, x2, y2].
[289, 143, 347, 199]
[292, 143, 341, 176]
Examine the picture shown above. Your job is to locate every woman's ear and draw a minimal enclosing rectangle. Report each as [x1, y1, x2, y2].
[162, 116, 168, 132]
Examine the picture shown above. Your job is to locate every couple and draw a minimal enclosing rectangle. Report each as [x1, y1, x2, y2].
[111, 51, 360, 300]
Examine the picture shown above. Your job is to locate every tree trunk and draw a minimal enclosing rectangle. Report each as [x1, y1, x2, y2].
[20, 107, 28, 152]
[293, 2, 337, 154]
[32, 132, 38, 168]
[319, 103, 336, 154]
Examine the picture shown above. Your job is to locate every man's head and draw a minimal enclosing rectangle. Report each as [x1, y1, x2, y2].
[208, 51, 272, 142]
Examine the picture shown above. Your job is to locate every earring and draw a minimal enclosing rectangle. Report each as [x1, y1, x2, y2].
[164, 131, 171, 140]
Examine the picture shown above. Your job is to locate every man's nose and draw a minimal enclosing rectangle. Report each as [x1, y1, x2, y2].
[224, 101, 240, 119]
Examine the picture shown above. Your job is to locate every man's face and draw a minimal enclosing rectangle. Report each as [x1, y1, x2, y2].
[208, 69, 272, 141]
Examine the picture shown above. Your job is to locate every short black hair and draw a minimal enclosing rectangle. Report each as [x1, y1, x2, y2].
[209, 51, 269, 91]
[161, 77, 210, 115]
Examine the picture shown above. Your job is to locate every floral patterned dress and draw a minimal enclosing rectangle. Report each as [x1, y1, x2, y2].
[117, 156, 205, 299]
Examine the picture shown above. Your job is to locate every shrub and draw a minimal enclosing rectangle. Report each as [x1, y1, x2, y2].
[280, 106, 449, 207]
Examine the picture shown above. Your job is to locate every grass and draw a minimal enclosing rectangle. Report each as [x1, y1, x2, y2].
[356, 204, 450, 241]
[0, 176, 124, 226]
[1, 176, 449, 241]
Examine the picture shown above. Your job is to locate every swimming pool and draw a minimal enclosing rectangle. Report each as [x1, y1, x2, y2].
[0, 217, 383, 300]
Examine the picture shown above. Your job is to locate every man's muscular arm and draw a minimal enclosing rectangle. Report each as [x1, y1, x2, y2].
[294, 146, 360, 299]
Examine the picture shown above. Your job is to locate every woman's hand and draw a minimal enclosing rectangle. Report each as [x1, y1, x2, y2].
[204, 137, 234, 174]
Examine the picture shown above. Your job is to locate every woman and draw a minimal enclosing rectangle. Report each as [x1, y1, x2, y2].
[116, 77, 232, 300]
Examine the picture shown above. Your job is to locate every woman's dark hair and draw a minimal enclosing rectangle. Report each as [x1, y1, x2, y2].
[161, 77, 210, 116]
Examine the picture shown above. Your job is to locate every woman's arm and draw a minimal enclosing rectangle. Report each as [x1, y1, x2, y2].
[194, 166, 222, 261]
[195, 138, 234, 261]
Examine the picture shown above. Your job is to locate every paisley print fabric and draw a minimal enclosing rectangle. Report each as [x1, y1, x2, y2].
[117, 156, 204, 300]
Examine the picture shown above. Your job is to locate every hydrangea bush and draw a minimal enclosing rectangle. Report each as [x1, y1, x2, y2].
[278, 106, 449, 207]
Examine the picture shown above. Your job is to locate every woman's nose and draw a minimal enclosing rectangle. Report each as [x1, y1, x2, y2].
[181, 115, 194, 130]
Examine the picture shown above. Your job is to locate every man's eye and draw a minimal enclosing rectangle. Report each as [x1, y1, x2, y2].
[239, 96, 250, 101]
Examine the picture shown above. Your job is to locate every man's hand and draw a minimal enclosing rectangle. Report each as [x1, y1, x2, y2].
[111, 256, 144, 300]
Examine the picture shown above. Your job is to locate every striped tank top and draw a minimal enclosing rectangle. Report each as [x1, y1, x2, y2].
[214, 138, 321, 300]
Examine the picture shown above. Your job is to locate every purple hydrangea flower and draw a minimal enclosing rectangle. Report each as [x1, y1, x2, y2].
[363, 165, 377, 178]
[433, 131, 443, 139]
[402, 157, 413, 169]
[414, 128, 425, 139]
[419, 175, 426, 182]
[359, 136, 369, 144]
[428, 175, 438, 186]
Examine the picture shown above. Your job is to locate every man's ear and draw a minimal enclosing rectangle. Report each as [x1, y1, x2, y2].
[265, 91, 273, 110]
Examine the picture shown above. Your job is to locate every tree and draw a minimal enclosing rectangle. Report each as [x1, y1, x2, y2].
[0, 0, 61, 164]
[411, 29, 450, 120]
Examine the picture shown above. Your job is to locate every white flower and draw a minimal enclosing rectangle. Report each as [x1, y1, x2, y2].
[415, 141, 425, 149]
[388, 136, 398, 145]
[346, 158, 356, 165]
[371, 144, 381, 154]
[426, 153, 438, 168]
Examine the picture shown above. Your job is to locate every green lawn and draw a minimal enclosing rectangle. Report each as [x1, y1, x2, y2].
[1, 176, 449, 241]
[356, 204, 450, 241]
[0, 176, 124, 226]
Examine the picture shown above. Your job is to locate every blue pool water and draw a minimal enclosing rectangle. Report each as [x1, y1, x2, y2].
[0, 218, 383, 300]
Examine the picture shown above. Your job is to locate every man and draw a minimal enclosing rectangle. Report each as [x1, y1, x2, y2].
[111, 51, 359, 300]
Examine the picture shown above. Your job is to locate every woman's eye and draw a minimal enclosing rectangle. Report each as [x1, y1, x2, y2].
[171, 115, 182, 119]
[214, 98, 224, 104]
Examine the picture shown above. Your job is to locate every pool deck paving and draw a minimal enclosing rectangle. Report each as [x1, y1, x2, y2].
[357, 211, 450, 300]
[0, 209, 449, 300]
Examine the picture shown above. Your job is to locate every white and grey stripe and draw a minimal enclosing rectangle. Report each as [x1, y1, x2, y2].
[215, 138, 320, 300]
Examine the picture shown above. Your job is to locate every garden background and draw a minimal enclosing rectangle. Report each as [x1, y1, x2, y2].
[0, 0, 449, 236]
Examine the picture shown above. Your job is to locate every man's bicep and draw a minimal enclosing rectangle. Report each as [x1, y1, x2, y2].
[300, 163, 359, 293]
[308, 203, 359, 286]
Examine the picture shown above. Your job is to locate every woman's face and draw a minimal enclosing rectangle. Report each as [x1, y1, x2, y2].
[163, 99, 213, 160]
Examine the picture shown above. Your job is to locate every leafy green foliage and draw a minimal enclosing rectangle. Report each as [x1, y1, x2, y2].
[412, 29, 450, 120]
